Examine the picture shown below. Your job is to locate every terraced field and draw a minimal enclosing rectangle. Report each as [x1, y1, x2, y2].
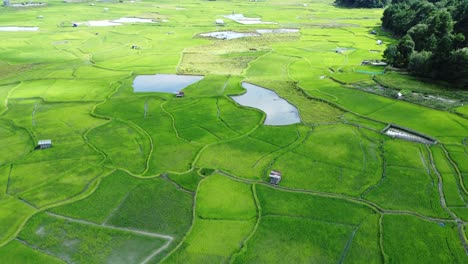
[0, 0, 467, 263]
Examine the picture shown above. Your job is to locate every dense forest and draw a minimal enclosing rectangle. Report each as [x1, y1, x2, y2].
[334, 0, 390, 7]
[381, 0, 468, 88]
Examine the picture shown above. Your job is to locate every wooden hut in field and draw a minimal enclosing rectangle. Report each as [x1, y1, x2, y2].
[215, 19, 224, 25]
[175, 91, 185, 97]
[269, 170, 282, 185]
[38, 140, 52, 149]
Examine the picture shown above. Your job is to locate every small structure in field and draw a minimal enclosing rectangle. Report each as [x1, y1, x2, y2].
[72, 23, 78, 27]
[3, 0, 10, 6]
[38, 140, 52, 149]
[371, 30, 377, 35]
[131, 45, 139, 49]
[382, 124, 437, 144]
[397, 92, 403, 98]
[215, 19, 224, 25]
[269, 170, 282, 185]
[361, 60, 387, 66]
[175, 91, 185, 97]
[376, 40, 383, 45]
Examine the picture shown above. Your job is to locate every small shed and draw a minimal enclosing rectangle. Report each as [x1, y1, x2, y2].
[175, 91, 185, 97]
[269, 170, 282, 185]
[215, 19, 224, 25]
[376, 40, 383, 45]
[72, 23, 78, 27]
[38, 140, 52, 149]
[371, 30, 377, 35]
[397, 92, 403, 98]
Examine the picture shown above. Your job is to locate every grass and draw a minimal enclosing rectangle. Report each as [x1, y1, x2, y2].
[88, 120, 151, 174]
[256, 184, 374, 225]
[9, 157, 110, 207]
[344, 214, 382, 264]
[105, 177, 193, 238]
[163, 218, 255, 263]
[0, 240, 64, 264]
[167, 170, 202, 192]
[49, 170, 141, 224]
[49, 170, 193, 263]
[233, 216, 354, 263]
[365, 165, 447, 217]
[382, 214, 468, 263]
[18, 213, 167, 264]
[0, 119, 33, 166]
[273, 124, 382, 196]
[430, 146, 467, 207]
[197, 136, 279, 180]
[0, 195, 36, 245]
[196, 174, 256, 220]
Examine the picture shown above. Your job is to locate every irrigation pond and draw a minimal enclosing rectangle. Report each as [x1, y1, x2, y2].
[133, 74, 204, 93]
[230, 82, 301, 125]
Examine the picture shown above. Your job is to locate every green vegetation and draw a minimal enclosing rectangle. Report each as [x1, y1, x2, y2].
[365, 140, 449, 218]
[382, 0, 468, 87]
[382, 214, 468, 263]
[273, 124, 382, 196]
[196, 174, 256, 220]
[19, 213, 167, 264]
[0, 240, 64, 264]
[0, 0, 467, 262]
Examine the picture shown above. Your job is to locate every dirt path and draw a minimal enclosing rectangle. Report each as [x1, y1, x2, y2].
[338, 220, 363, 264]
[228, 184, 262, 263]
[218, 170, 459, 224]
[46, 212, 174, 263]
[441, 145, 468, 196]
[159, 176, 207, 263]
[47, 212, 173, 239]
[426, 146, 468, 254]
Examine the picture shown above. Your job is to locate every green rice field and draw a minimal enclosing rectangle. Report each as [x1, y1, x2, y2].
[0, 0, 467, 263]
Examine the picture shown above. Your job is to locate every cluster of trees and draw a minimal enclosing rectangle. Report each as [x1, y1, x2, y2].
[335, 0, 390, 8]
[382, 0, 468, 88]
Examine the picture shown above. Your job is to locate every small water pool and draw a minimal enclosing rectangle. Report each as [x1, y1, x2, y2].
[223, 14, 276, 25]
[133, 74, 204, 93]
[200, 31, 260, 40]
[256, 29, 299, 34]
[230, 82, 301, 126]
[0, 27, 39, 32]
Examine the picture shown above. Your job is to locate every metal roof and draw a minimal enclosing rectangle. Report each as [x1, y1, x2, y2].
[38, 140, 52, 145]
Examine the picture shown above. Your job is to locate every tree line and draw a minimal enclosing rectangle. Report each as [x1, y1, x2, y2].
[334, 0, 390, 8]
[335, 0, 468, 88]
[382, 0, 468, 88]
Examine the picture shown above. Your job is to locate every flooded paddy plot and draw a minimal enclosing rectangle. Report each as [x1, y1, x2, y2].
[0, 27, 39, 32]
[74, 17, 155, 27]
[11, 2, 46, 7]
[199, 29, 298, 40]
[133, 74, 204, 93]
[224, 14, 276, 25]
[111, 17, 155, 23]
[199, 31, 260, 40]
[230, 82, 301, 126]
[256, 29, 299, 34]
[383, 124, 437, 144]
